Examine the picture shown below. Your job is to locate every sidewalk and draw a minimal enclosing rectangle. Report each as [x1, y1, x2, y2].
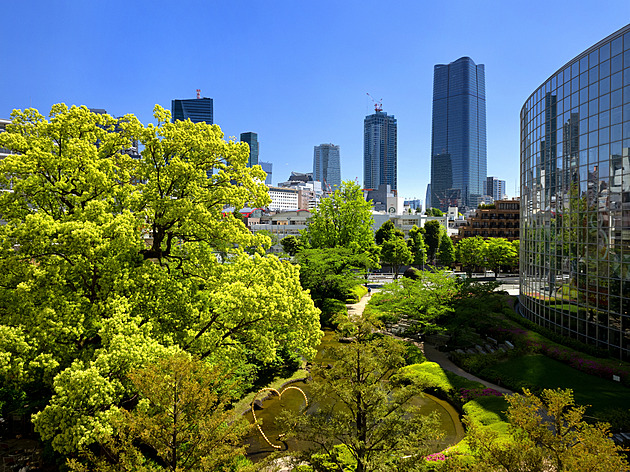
[346, 291, 514, 395]
[423, 344, 514, 395]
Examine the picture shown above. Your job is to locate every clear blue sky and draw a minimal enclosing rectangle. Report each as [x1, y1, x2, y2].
[2, 1, 630, 201]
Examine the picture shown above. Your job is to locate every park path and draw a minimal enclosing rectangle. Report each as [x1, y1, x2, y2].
[347, 290, 514, 395]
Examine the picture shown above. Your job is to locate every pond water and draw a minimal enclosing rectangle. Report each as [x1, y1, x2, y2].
[244, 330, 464, 460]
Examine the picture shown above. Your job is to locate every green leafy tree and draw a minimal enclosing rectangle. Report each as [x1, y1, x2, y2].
[68, 353, 250, 472]
[297, 248, 376, 303]
[280, 234, 302, 256]
[381, 237, 413, 279]
[423, 220, 443, 264]
[456, 236, 488, 276]
[407, 225, 427, 267]
[463, 389, 629, 472]
[369, 270, 459, 333]
[425, 207, 444, 217]
[485, 237, 517, 277]
[375, 220, 404, 245]
[0, 105, 322, 455]
[283, 324, 441, 472]
[304, 180, 374, 249]
[437, 232, 455, 267]
[509, 239, 520, 272]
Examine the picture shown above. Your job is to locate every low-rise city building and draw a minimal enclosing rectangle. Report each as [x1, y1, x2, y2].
[454, 198, 520, 242]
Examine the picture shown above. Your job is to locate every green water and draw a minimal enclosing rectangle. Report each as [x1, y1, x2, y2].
[244, 330, 464, 459]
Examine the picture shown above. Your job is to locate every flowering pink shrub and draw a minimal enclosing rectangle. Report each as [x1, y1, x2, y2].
[527, 340, 629, 383]
[459, 387, 503, 402]
[425, 452, 447, 461]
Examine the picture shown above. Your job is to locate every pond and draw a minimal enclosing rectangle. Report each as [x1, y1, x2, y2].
[244, 330, 464, 460]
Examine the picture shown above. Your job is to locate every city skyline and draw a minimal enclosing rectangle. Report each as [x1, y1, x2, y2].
[2, 2, 630, 200]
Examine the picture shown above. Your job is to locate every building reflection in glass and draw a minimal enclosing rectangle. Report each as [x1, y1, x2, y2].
[520, 23, 630, 359]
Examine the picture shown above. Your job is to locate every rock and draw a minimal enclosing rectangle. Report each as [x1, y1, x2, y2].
[252, 399, 264, 410]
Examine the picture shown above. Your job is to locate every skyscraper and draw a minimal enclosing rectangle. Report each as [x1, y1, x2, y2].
[260, 161, 273, 185]
[485, 176, 507, 201]
[171, 97, 213, 124]
[430, 56, 487, 211]
[364, 110, 397, 193]
[313, 143, 341, 191]
[240, 132, 259, 167]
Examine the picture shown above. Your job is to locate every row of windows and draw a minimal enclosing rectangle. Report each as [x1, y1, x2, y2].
[524, 30, 630, 110]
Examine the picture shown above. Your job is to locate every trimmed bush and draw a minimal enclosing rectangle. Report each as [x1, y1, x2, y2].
[345, 284, 368, 303]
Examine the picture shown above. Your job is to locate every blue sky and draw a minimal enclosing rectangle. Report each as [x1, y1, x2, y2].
[2, 1, 630, 201]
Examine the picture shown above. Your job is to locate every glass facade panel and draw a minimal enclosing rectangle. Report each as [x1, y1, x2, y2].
[521, 23, 630, 360]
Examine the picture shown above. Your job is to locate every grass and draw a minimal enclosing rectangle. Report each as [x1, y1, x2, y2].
[399, 362, 511, 457]
[481, 354, 630, 417]
[462, 396, 510, 435]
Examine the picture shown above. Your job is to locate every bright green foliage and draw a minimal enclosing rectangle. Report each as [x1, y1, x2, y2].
[425, 208, 444, 217]
[280, 234, 303, 256]
[509, 240, 519, 271]
[423, 220, 443, 264]
[0, 105, 321, 454]
[67, 353, 250, 472]
[462, 389, 629, 472]
[484, 238, 517, 276]
[369, 270, 459, 333]
[437, 232, 455, 267]
[283, 324, 441, 472]
[381, 237, 413, 279]
[304, 180, 374, 249]
[407, 225, 427, 267]
[456, 236, 488, 276]
[297, 248, 376, 303]
[375, 220, 404, 245]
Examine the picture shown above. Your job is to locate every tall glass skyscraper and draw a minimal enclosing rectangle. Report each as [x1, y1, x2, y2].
[313, 143, 341, 191]
[431, 57, 487, 211]
[520, 23, 630, 359]
[171, 97, 213, 124]
[364, 111, 397, 193]
[240, 132, 259, 167]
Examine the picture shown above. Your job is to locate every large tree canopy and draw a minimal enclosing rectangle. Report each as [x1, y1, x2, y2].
[303, 180, 374, 249]
[0, 104, 321, 455]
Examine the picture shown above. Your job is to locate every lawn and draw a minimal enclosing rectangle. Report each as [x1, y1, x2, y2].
[483, 354, 629, 416]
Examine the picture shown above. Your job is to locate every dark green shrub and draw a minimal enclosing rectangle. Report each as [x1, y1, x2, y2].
[320, 298, 349, 329]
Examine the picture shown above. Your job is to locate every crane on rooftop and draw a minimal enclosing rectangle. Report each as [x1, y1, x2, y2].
[366, 93, 383, 112]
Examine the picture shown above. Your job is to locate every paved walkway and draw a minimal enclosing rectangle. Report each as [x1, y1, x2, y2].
[423, 344, 514, 395]
[347, 290, 514, 395]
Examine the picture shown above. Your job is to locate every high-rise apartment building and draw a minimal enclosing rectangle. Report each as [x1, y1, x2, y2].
[171, 97, 213, 124]
[431, 56, 487, 211]
[313, 143, 341, 191]
[485, 176, 507, 201]
[520, 23, 630, 360]
[240, 132, 259, 167]
[364, 111, 397, 193]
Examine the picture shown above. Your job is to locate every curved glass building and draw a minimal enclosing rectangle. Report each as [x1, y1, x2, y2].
[520, 24, 630, 359]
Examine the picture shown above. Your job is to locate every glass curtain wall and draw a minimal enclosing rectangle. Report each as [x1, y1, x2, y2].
[520, 23, 630, 359]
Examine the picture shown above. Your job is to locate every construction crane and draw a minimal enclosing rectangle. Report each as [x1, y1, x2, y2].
[196, 89, 201, 99]
[366, 92, 382, 112]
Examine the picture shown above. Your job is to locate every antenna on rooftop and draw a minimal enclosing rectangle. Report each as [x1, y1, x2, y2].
[196, 89, 201, 99]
